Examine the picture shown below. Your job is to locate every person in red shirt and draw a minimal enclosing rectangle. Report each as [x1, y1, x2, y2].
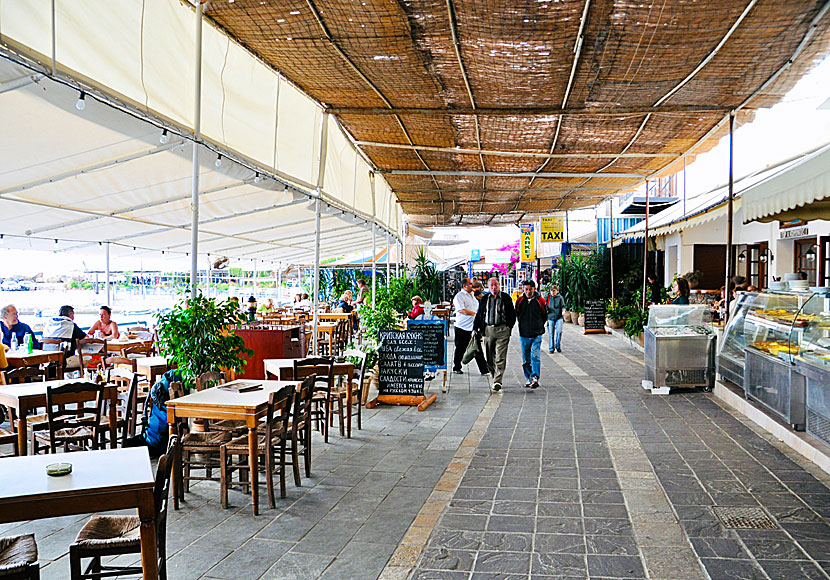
[407, 295, 425, 319]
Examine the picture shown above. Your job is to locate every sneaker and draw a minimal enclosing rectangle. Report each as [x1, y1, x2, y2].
[531, 377, 539, 389]
[453, 369, 464, 375]
[549, 350, 555, 354]
[524, 381, 532, 388]
[556, 348, 562, 353]
[481, 371, 490, 376]
[493, 382, 502, 392]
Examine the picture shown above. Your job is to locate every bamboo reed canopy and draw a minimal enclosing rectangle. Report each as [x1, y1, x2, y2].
[204, 0, 830, 226]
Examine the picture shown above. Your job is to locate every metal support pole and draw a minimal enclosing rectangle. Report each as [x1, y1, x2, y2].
[105, 242, 111, 306]
[725, 112, 735, 323]
[371, 224, 377, 306]
[50, 0, 56, 77]
[610, 200, 615, 303]
[189, 0, 203, 300]
[683, 155, 687, 217]
[141, 262, 145, 301]
[642, 180, 650, 311]
[312, 199, 321, 354]
[386, 234, 391, 283]
[277, 263, 282, 303]
[253, 259, 258, 297]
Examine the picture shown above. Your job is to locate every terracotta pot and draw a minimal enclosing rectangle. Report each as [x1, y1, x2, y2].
[606, 317, 623, 329]
[577, 315, 585, 327]
[562, 311, 572, 323]
[637, 333, 644, 347]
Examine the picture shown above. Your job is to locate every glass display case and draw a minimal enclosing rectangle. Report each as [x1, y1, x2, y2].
[718, 291, 814, 386]
[644, 305, 717, 392]
[794, 291, 830, 444]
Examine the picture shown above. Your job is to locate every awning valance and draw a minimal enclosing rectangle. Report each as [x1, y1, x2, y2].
[742, 143, 830, 223]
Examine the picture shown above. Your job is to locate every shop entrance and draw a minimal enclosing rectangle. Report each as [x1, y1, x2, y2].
[795, 237, 818, 286]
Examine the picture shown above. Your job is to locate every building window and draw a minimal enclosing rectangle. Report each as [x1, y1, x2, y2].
[746, 242, 768, 289]
[794, 238, 818, 286]
[821, 236, 830, 287]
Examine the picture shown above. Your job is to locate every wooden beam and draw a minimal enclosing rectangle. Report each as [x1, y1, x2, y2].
[383, 169, 645, 178]
[329, 104, 733, 116]
[355, 141, 679, 159]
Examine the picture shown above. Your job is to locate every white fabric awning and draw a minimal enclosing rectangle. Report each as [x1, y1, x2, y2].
[741, 143, 830, 223]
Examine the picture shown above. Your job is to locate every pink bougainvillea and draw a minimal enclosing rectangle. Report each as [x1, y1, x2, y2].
[492, 241, 519, 276]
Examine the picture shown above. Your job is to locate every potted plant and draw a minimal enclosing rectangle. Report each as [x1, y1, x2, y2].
[623, 306, 649, 347]
[345, 340, 379, 404]
[605, 299, 625, 329]
[359, 301, 401, 342]
[577, 307, 585, 327]
[156, 293, 252, 390]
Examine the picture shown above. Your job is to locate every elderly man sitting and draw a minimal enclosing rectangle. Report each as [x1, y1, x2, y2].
[1, 304, 40, 349]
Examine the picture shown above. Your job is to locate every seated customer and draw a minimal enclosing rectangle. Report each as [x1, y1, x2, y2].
[258, 298, 276, 314]
[297, 293, 313, 308]
[43, 305, 87, 357]
[671, 277, 691, 305]
[336, 291, 354, 313]
[408, 295, 425, 320]
[86, 305, 120, 339]
[1, 304, 40, 349]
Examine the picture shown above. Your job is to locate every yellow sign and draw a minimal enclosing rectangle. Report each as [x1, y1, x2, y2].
[520, 224, 535, 262]
[540, 216, 565, 242]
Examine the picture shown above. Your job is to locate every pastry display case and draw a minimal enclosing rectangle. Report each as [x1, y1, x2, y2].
[793, 291, 830, 444]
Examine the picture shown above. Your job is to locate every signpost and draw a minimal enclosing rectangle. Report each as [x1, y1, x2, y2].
[540, 216, 565, 242]
[407, 319, 448, 392]
[471, 249, 481, 261]
[583, 299, 609, 335]
[520, 224, 535, 263]
[367, 329, 437, 410]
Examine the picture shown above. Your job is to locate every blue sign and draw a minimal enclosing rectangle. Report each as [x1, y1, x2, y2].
[406, 319, 447, 372]
[471, 249, 480, 261]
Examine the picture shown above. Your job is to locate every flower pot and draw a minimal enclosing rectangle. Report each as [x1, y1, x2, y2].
[562, 311, 572, 323]
[637, 332, 644, 347]
[606, 317, 623, 329]
[577, 315, 585, 327]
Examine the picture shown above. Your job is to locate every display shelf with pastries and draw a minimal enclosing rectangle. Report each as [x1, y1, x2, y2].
[792, 291, 830, 444]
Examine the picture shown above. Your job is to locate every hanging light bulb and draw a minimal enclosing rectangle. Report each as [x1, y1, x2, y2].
[254, 172, 261, 184]
[215, 154, 223, 167]
[75, 91, 86, 110]
[159, 129, 170, 144]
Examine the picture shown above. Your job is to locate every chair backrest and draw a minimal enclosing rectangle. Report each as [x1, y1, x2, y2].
[45, 381, 105, 453]
[195, 371, 225, 391]
[107, 368, 140, 444]
[118, 342, 153, 358]
[355, 351, 369, 384]
[3, 364, 48, 384]
[168, 381, 185, 400]
[154, 435, 178, 554]
[292, 376, 315, 431]
[265, 385, 294, 447]
[104, 355, 138, 372]
[78, 338, 107, 370]
[293, 357, 334, 391]
[42, 338, 71, 376]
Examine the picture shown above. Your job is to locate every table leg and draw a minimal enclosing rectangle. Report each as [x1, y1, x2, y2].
[248, 426, 259, 515]
[137, 491, 159, 580]
[168, 423, 180, 510]
[16, 406, 27, 456]
[108, 393, 118, 449]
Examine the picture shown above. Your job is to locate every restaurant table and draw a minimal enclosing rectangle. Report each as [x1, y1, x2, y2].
[134, 356, 169, 385]
[263, 358, 356, 437]
[4, 349, 64, 379]
[0, 447, 158, 579]
[108, 338, 155, 355]
[166, 379, 298, 515]
[315, 322, 338, 354]
[0, 379, 119, 456]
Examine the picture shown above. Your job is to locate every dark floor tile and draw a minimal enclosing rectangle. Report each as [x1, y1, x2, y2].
[585, 535, 640, 556]
[439, 513, 488, 532]
[582, 503, 629, 519]
[479, 532, 533, 552]
[781, 522, 830, 541]
[583, 518, 634, 536]
[428, 530, 483, 552]
[700, 558, 766, 580]
[418, 548, 476, 572]
[473, 551, 531, 575]
[486, 515, 535, 533]
[531, 552, 586, 576]
[689, 537, 750, 559]
[534, 533, 584, 554]
[756, 559, 826, 580]
[535, 516, 584, 535]
[537, 502, 581, 518]
[743, 535, 809, 560]
[587, 554, 646, 579]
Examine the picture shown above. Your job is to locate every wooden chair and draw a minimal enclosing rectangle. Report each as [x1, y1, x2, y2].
[346, 352, 369, 432]
[40, 338, 70, 379]
[31, 382, 105, 454]
[69, 436, 177, 580]
[0, 429, 18, 457]
[0, 534, 39, 579]
[100, 368, 140, 448]
[293, 358, 338, 443]
[2, 365, 47, 385]
[219, 385, 294, 508]
[77, 339, 107, 377]
[116, 342, 153, 360]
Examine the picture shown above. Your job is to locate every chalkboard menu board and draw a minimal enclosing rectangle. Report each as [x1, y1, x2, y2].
[584, 299, 607, 333]
[378, 329, 425, 397]
[407, 319, 447, 370]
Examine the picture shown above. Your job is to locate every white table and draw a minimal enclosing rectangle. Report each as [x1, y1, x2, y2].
[0, 447, 158, 579]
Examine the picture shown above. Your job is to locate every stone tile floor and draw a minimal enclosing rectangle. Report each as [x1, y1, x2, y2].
[5, 324, 830, 579]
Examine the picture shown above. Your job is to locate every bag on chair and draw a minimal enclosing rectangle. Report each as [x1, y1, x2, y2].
[462, 332, 481, 365]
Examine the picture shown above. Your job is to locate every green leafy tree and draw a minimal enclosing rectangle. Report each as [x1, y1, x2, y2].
[156, 294, 253, 390]
[413, 248, 442, 304]
[359, 301, 400, 342]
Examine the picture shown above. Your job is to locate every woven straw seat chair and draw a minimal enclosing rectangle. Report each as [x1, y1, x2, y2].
[68, 436, 177, 580]
[0, 534, 39, 579]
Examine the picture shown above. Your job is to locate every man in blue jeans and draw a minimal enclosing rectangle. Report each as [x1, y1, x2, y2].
[546, 285, 565, 353]
[515, 280, 547, 389]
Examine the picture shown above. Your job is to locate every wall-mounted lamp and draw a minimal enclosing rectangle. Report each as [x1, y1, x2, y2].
[805, 244, 820, 261]
[759, 248, 774, 263]
[737, 250, 746, 262]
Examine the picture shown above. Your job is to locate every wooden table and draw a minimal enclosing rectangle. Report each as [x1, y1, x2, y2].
[4, 349, 64, 378]
[0, 447, 158, 579]
[134, 356, 169, 385]
[0, 379, 119, 456]
[263, 358, 356, 437]
[166, 380, 298, 515]
[315, 322, 338, 354]
[108, 338, 154, 356]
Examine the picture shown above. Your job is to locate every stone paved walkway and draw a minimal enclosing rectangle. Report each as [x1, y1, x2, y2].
[5, 324, 830, 580]
[408, 324, 830, 580]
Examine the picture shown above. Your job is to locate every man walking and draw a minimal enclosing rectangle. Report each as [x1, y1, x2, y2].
[546, 285, 565, 353]
[452, 277, 488, 375]
[515, 280, 547, 389]
[474, 277, 516, 392]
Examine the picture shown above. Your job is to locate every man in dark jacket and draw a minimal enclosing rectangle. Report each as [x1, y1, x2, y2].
[474, 277, 516, 392]
[546, 285, 565, 353]
[515, 280, 547, 389]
